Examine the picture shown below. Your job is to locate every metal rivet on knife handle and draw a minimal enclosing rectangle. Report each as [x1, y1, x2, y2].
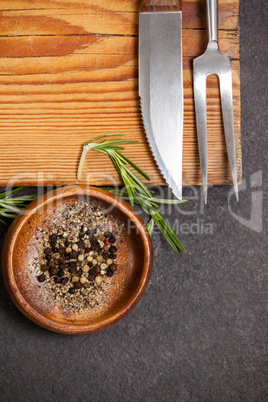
[140, 0, 182, 13]
[193, 0, 239, 204]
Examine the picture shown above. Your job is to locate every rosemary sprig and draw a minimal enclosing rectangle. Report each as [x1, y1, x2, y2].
[77, 134, 187, 253]
[0, 187, 37, 225]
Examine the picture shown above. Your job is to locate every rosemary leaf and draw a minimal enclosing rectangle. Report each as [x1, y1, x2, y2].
[78, 134, 187, 253]
[83, 133, 125, 145]
[0, 188, 37, 225]
[146, 218, 155, 236]
[115, 153, 150, 181]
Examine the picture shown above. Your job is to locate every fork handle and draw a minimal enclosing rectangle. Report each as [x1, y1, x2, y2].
[140, 0, 182, 12]
[206, 0, 218, 42]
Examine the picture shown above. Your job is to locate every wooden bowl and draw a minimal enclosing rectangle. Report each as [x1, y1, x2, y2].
[2, 185, 153, 334]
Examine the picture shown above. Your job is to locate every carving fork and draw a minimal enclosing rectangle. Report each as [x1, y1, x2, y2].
[193, 0, 239, 203]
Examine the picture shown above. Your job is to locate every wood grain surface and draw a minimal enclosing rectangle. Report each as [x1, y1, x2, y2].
[140, 0, 182, 12]
[0, 0, 241, 187]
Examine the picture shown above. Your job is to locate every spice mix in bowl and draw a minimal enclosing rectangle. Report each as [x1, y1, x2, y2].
[2, 185, 153, 334]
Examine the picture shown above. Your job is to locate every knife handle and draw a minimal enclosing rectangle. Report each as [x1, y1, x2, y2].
[140, 0, 182, 12]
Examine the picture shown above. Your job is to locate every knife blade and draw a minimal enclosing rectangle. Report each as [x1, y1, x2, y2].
[139, 0, 183, 200]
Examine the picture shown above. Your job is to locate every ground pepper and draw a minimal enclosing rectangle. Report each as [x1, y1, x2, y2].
[33, 201, 119, 312]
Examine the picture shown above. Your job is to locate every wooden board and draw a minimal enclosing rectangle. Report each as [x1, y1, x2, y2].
[0, 0, 241, 187]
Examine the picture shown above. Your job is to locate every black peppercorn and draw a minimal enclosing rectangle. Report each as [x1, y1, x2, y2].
[69, 261, 76, 268]
[69, 287, 76, 294]
[104, 231, 112, 238]
[106, 269, 113, 277]
[88, 274, 95, 282]
[77, 269, 83, 277]
[40, 264, 48, 272]
[59, 256, 66, 264]
[110, 263, 117, 272]
[74, 281, 83, 290]
[58, 270, 65, 278]
[48, 260, 55, 267]
[54, 277, 61, 284]
[70, 251, 78, 259]
[109, 253, 116, 260]
[69, 266, 77, 274]
[37, 274, 46, 282]
[103, 252, 109, 259]
[61, 277, 68, 286]
[85, 247, 91, 254]
[46, 254, 52, 261]
[44, 247, 52, 255]
[59, 263, 66, 270]
[58, 247, 65, 255]
[109, 236, 115, 244]
[77, 240, 85, 249]
[49, 266, 58, 276]
[49, 234, 57, 243]
[109, 245, 117, 253]
[52, 247, 58, 253]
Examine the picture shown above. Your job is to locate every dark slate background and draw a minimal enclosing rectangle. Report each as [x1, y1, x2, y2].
[0, 1, 267, 400]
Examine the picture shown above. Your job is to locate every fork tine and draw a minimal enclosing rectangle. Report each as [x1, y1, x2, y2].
[193, 72, 208, 203]
[219, 65, 239, 201]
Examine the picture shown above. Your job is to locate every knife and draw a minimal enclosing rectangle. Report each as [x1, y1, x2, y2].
[139, 0, 183, 200]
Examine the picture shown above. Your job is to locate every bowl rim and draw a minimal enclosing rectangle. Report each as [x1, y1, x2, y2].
[2, 185, 153, 334]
